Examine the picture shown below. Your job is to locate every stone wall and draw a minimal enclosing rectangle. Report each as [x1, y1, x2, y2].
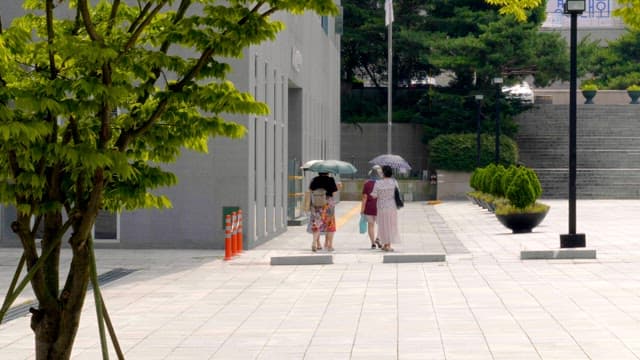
[340, 123, 429, 178]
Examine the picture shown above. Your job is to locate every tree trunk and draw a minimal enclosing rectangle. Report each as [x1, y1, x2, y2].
[31, 240, 91, 360]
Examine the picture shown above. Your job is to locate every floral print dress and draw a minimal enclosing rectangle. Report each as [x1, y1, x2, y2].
[308, 197, 336, 234]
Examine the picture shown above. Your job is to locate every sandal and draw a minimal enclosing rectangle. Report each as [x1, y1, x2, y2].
[371, 244, 377, 249]
[374, 239, 382, 249]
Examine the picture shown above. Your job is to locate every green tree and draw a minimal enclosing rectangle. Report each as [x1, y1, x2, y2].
[341, 0, 568, 143]
[0, 0, 337, 359]
[614, 0, 640, 30]
[579, 31, 640, 89]
[341, 0, 436, 87]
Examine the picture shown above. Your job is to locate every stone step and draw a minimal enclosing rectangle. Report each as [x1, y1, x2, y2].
[533, 169, 640, 198]
[516, 105, 640, 198]
[517, 136, 640, 148]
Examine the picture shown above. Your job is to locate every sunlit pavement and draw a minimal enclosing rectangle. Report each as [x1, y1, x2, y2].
[2, 199, 640, 359]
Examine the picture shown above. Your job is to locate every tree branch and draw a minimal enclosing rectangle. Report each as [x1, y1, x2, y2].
[116, 1, 270, 149]
[124, 2, 166, 52]
[78, 0, 103, 43]
[107, 0, 121, 35]
[15, 213, 55, 307]
[115, 0, 193, 151]
[99, 64, 112, 150]
[260, 6, 279, 18]
[127, 2, 152, 34]
[46, 0, 58, 80]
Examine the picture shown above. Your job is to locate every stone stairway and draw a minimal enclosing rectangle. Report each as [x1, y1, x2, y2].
[515, 104, 640, 198]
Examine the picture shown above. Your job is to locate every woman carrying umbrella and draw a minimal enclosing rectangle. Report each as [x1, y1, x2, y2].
[308, 172, 339, 252]
[361, 165, 383, 249]
[369, 165, 401, 251]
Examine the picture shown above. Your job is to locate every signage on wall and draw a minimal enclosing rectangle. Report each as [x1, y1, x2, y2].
[291, 47, 303, 73]
[542, 0, 624, 28]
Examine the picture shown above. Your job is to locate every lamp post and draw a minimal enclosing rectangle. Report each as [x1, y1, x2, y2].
[475, 95, 484, 168]
[492, 77, 503, 164]
[560, 0, 586, 248]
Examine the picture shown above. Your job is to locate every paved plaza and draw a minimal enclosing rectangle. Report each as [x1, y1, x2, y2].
[2, 199, 640, 359]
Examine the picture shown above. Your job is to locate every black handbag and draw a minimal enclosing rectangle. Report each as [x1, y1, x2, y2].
[394, 187, 404, 209]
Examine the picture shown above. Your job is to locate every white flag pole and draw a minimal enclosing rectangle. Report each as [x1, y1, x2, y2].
[385, 0, 393, 154]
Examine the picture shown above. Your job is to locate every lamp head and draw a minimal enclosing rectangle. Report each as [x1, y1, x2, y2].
[564, 0, 585, 14]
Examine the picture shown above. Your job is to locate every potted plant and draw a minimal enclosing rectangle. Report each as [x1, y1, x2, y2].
[580, 83, 598, 104]
[627, 85, 640, 104]
[494, 166, 550, 233]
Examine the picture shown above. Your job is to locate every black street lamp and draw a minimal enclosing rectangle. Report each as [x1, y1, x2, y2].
[492, 77, 503, 164]
[560, 0, 586, 248]
[475, 94, 484, 168]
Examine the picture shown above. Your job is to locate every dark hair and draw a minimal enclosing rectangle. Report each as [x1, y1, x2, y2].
[382, 165, 393, 177]
[319, 172, 329, 176]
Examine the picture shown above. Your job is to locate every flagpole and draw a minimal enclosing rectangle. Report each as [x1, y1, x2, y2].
[387, 13, 392, 154]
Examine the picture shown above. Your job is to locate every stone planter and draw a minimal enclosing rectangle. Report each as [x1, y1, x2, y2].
[628, 90, 640, 104]
[582, 90, 597, 104]
[495, 208, 549, 233]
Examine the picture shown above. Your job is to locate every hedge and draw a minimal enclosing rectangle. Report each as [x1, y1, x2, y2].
[470, 164, 543, 209]
[428, 133, 518, 172]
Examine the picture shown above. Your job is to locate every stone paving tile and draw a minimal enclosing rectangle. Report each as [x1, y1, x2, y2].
[3, 200, 640, 359]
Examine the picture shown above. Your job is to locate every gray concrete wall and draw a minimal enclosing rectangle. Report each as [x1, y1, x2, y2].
[435, 171, 472, 200]
[535, 89, 636, 105]
[340, 123, 429, 178]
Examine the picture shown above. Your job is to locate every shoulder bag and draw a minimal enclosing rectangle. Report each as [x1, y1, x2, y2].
[394, 187, 404, 209]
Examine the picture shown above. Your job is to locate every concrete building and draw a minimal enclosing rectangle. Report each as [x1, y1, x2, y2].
[0, 4, 341, 249]
[541, 0, 627, 41]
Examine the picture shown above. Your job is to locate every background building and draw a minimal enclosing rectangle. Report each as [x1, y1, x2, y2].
[542, 0, 626, 41]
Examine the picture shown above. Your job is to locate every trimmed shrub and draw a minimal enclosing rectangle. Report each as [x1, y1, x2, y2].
[429, 133, 518, 172]
[481, 164, 497, 194]
[470, 168, 481, 190]
[523, 167, 542, 199]
[490, 165, 507, 197]
[505, 170, 537, 209]
[501, 165, 518, 194]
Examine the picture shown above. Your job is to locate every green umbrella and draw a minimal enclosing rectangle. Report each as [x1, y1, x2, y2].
[307, 160, 357, 175]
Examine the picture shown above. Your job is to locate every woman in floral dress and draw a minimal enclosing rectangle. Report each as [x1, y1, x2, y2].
[308, 172, 339, 251]
[370, 165, 400, 251]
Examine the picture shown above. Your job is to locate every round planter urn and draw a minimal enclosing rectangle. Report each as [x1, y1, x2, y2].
[581, 90, 597, 104]
[495, 208, 549, 233]
[628, 90, 640, 104]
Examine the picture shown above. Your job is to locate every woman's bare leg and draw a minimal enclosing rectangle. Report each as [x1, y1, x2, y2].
[325, 232, 334, 250]
[312, 232, 320, 251]
[368, 221, 376, 245]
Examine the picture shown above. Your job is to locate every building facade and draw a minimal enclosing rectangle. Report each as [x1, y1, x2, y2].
[0, 4, 341, 249]
[542, 0, 626, 41]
